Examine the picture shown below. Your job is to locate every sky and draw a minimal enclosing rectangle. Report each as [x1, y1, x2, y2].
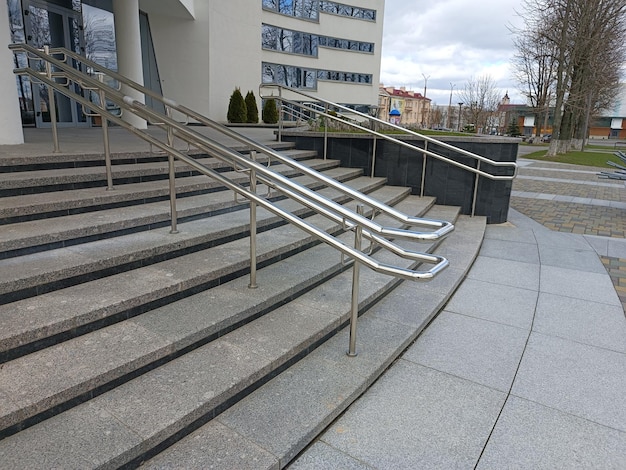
[380, 0, 526, 107]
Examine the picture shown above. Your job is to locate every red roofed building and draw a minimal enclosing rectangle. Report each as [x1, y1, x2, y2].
[378, 85, 431, 128]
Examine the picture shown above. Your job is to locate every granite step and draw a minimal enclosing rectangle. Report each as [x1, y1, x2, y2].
[0, 199, 460, 469]
[0, 164, 357, 257]
[0, 185, 421, 364]
[143, 212, 485, 470]
[0, 148, 318, 196]
[0, 174, 388, 304]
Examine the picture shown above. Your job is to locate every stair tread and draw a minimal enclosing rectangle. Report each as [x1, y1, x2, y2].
[0, 165, 359, 254]
[0, 199, 453, 468]
[0, 186, 420, 359]
[0, 174, 388, 298]
[0, 149, 317, 188]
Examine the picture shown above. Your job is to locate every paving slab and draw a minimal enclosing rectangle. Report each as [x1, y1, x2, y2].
[290, 442, 372, 470]
[478, 237, 540, 264]
[540, 265, 621, 306]
[538, 243, 607, 273]
[477, 396, 626, 470]
[445, 278, 538, 329]
[467, 256, 540, 291]
[533, 292, 626, 353]
[317, 361, 506, 470]
[402, 311, 528, 392]
[512, 332, 626, 432]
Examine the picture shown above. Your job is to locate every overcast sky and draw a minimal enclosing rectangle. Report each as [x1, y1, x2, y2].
[380, 0, 525, 107]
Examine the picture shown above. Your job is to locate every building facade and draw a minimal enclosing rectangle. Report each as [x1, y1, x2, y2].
[378, 85, 431, 128]
[0, 0, 384, 144]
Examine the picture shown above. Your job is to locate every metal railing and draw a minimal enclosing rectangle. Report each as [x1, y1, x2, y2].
[260, 84, 518, 217]
[10, 44, 453, 356]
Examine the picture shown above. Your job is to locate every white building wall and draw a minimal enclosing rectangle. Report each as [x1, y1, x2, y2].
[146, 0, 383, 121]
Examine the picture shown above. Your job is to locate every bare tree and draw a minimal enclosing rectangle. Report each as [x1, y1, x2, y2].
[458, 75, 501, 133]
[516, 0, 626, 155]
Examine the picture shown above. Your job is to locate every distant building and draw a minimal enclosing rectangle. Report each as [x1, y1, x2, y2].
[378, 85, 431, 127]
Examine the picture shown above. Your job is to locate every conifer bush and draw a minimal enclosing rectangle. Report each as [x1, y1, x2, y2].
[227, 88, 247, 123]
[262, 98, 279, 124]
[244, 91, 259, 123]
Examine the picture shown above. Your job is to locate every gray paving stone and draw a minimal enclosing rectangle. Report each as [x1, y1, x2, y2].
[403, 311, 528, 392]
[479, 238, 540, 264]
[583, 234, 610, 256]
[538, 244, 607, 273]
[482, 225, 536, 244]
[512, 333, 626, 431]
[318, 360, 506, 469]
[143, 421, 279, 470]
[533, 230, 593, 251]
[477, 396, 626, 470]
[534, 292, 626, 352]
[607, 238, 626, 259]
[290, 442, 373, 470]
[0, 401, 143, 469]
[467, 256, 540, 291]
[540, 265, 621, 306]
[445, 278, 538, 329]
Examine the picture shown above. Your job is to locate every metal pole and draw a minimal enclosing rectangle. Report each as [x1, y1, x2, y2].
[44, 46, 60, 153]
[420, 141, 428, 197]
[347, 204, 364, 357]
[98, 74, 114, 190]
[323, 103, 329, 160]
[167, 115, 179, 233]
[277, 88, 283, 142]
[248, 150, 258, 289]
[471, 162, 480, 217]
[370, 120, 377, 178]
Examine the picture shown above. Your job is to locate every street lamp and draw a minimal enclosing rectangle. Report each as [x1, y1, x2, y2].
[447, 83, 455, 129]
[457, 102, 463, 132]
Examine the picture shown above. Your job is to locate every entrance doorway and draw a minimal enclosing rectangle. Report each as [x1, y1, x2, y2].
[23, 0, 88, 127]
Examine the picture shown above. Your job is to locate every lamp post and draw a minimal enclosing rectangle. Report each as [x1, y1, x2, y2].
[457, 102, 463, 132]
[421, 73, 430, 128]
[447, 83, 455, 129]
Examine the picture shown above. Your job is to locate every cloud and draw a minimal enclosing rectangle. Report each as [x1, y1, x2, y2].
[381, 0, 525, 106]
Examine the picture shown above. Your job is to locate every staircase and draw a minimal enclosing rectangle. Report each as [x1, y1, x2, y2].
[0, 135, 486, 468]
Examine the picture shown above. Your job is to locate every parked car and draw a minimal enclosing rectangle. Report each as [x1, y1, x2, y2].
[541, 134, 552, 142]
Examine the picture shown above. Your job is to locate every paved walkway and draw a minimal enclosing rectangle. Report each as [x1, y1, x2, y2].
[293, 158, 626, 468]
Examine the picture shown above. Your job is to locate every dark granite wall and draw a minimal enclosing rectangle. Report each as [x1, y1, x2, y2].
[281, 133, 518, 224]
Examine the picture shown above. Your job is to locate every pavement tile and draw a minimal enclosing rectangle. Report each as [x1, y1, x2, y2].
[533, 292, 626, 352]
[290, 442, 372, 470]
[467, 256, 540, 291]
[403, 311, 528, 392]
[318, 360, 506, 470]
[538, 244, 608, 273]
[512, 333, 626, 431]
[477, 396, 626, 470]
[445, 278, 538, 329]
[540, 265, 621, 306]
[478, 238, 540, 264]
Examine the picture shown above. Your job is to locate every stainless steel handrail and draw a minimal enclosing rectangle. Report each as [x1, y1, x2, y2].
[10, 43, 453, 355]
[19, 44, 453, 239]
[260, 84, 518, 217]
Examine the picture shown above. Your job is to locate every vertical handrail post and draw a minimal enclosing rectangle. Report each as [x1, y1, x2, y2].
[347, 204, 364, 357]
[43, 46, 60, 153]
[97, 73, 114, 190]
[471, 161, 480, 217]
[420, 141, 428, 197]
[248, 150, 258, 289]
[323, 103, 329, 160]
[166, 109, 179, 233]
[370, 119, 377, 178]
[277, 88, 283, 142]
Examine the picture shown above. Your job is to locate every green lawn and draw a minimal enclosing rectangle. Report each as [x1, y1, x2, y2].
[522, 149, 624, 168]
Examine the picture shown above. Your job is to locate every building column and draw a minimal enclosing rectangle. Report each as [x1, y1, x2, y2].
[0, 1, 24, 145]
[112, 0, 147, 129]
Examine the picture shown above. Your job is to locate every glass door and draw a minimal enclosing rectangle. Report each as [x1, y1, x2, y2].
[24, 0, 87, 127]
